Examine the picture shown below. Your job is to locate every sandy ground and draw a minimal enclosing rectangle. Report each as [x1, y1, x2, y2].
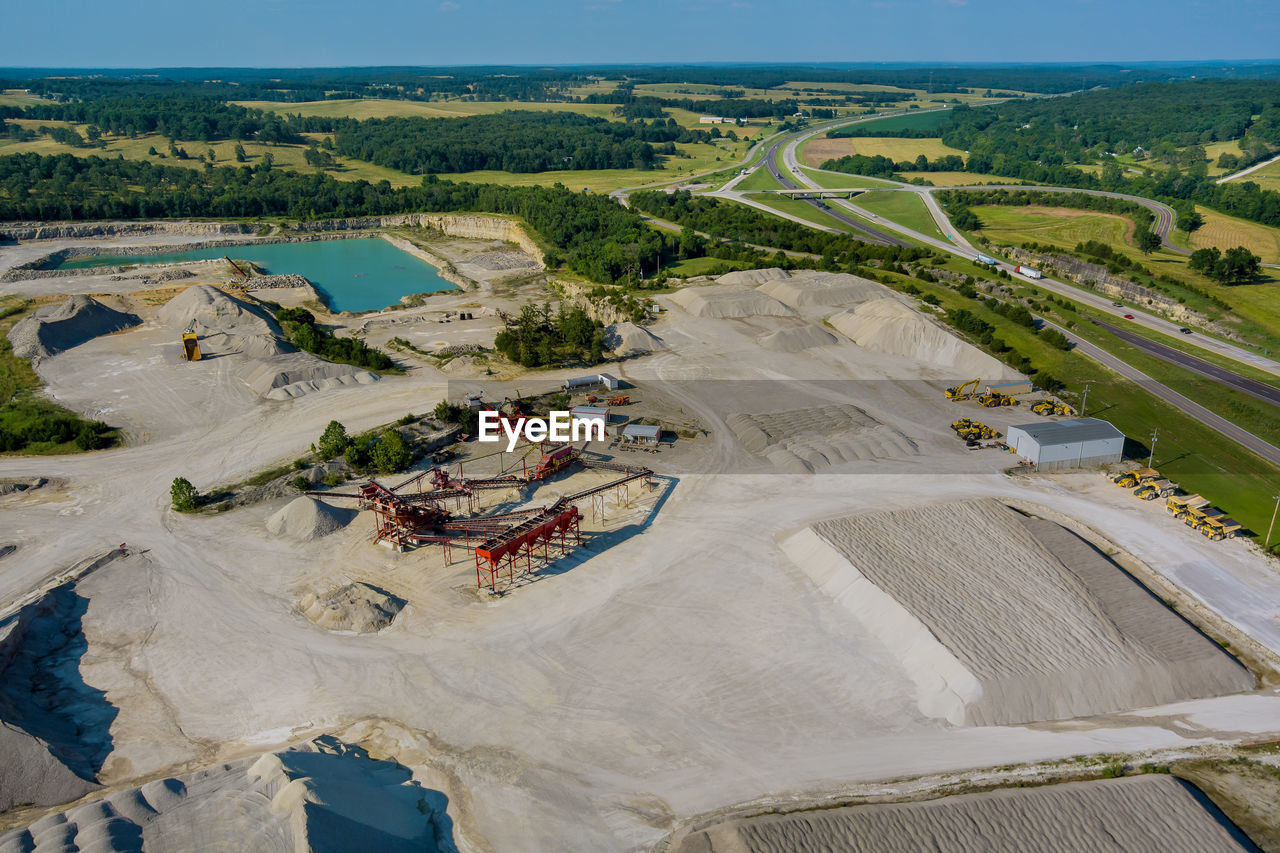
[1, 246, 1280, 850]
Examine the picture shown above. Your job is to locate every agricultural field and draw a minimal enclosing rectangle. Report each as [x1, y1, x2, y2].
[796, 166, 899, 189]
[853, 191, 939, 236]
[801, 135, 964, 168]
[1180, 204, 1280, 264]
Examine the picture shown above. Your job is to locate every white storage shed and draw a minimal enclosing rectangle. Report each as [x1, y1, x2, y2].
[1006, 418, 1124, 470]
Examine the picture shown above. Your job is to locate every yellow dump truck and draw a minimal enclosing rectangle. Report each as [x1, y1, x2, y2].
[181, 326, 201, 361]
[1181, 505, 1224, 531]
[950, 418, 997, 441]
[1199, 516, 1242, 541]
[1113, 467, 1159, 488]
[1133, 479, 1178, 500]
[1165, 494, 1209, 518]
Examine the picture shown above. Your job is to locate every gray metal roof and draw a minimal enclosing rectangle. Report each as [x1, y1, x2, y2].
[570, 406, 609, 416]
[623, 423, 661, 438]
[1009, 417, 1124, 445]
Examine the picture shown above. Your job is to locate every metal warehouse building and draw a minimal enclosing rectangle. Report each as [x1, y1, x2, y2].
[1006, 418, 1125, 470]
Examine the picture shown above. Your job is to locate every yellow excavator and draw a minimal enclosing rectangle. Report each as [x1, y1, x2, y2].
[1113, 467, 1159, 488]
[181, 324, 201, 361]
[945, 378, 981, 401]
[950, 418, 997, 441]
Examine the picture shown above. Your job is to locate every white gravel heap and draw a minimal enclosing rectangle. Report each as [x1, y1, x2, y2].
[668, 284, 795, 319]
[7, 294, 140, 362]
[299, 583, 406, 634]
[266, 497, 357, 541]
[827, 297, 1016, 378]
[603, 321, 666, 357]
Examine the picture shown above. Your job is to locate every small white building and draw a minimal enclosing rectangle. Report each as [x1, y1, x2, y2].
[622, 423, 661, 445]
[562, 373, 622, 392]
[1006, 418, 1124, 471]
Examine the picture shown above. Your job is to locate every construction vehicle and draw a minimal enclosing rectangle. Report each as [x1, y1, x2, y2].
[181, 325, 201, 361]
[607, 395, 631, 406]
[1133, 479, 1178, 501]
[1165, 494, 1209, 519]
[1199, 516, 1242, 541]
[977, 391, 1019, 408]
[584, 395, 599, 404]
[945, 378, 981, 401]
[1112, 467, 1159, 488]
[1182, 504, 1224, 532]
[950, 418, 997, 441]
[1030, 399, 1075, 416]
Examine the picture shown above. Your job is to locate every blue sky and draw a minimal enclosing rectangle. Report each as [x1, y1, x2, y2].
[6, 0, 1278, 67]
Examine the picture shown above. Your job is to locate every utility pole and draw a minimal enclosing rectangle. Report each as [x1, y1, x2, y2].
[1079, 381, 1092, 418]
[1267, 494, 1280, 552]
[1148, 427, 1159, 468]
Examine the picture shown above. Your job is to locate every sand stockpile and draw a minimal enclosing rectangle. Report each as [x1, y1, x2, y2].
[158, 286, 378, 399]
[675, 775, 1254, 853]
[0, 736, 452, 852]
[828, 298, 1017, 379]
[603, 321, 666, 357]
[7, 295, 140, 363]
[757, 325, 838, 352]
[300, 583, 406, 633]
[756, 270, 890, 311]
[728, 405, 918, 473]
[668, 285, 795, 319]
[267, 497, 357, 541]
[784, 499, 1253, 726]
[715, 267, 792, 286]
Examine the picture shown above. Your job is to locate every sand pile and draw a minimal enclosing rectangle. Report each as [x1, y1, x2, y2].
[158, 286, 378, 399]
[668, 285, 795, 319]
[603, 322, 666, 357]
[0, 736, 451, 852]
[784, 499, 1253, 726]
[7, 295, 140, 362]
[300, 583, 406, 633]
[266, 497, 357, 541]
[676, 776, 1254, 853]
[757, 270, 889, 310]
[716, 267, 791, 286]
[828, 298, 1016, 379]
[0, 582, 111, 810]
[757, 325, 838, 352]
[728, 405, 918, 473]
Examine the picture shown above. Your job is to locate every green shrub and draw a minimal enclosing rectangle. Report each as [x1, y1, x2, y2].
[170, 477, 199, 512]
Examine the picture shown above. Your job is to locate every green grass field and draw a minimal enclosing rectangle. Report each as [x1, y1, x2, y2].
[801, 134, 965, 169]
[1222, 158, 1280, 192]
[1202, 140, 1244, 177]
[854, 191, 939, 236]
[899, 171, 1030, 186]
[742, 193, 853, 233]
[734, 166, 785, 192]
[663, 256, 755, 276]
[840, 110, 952, 134]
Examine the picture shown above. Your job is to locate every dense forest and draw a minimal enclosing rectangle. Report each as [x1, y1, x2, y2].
[629, 190, 929, 265]
[0, 153, 665, 284]
[331, 112, 713, 174]
[493, 303, 606, 367]
[0, 97, 314, 144]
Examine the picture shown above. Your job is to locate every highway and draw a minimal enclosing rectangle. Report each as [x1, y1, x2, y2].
[1089, 318, 1280, 406]
[1046, 320, 1280, 468]
[765, 129, 1280, 379]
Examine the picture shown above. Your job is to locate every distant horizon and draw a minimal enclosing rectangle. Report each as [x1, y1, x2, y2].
[7, 0, 1279, 68]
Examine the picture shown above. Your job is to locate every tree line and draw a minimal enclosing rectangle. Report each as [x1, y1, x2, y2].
[331, 112, 713, 174]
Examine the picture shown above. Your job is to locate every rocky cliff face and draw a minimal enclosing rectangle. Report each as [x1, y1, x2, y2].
[291, 214, 545, 263]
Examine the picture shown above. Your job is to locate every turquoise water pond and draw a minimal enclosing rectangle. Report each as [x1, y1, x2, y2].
[57, 238, 456, 312]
